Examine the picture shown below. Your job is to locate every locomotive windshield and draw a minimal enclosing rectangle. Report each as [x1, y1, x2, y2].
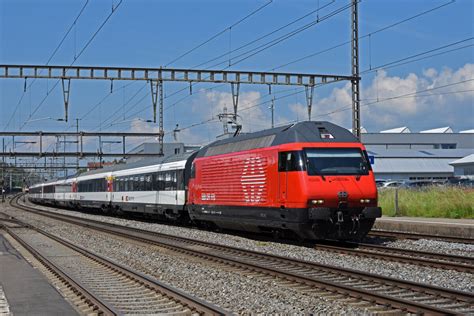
[305, 148, 370, 176]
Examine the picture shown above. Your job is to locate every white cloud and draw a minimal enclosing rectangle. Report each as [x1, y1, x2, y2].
[289, 102, 307, 122]
[311, 63, 474, 131]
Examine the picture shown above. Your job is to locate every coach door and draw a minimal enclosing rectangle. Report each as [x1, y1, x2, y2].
[156, 170, 178, 207]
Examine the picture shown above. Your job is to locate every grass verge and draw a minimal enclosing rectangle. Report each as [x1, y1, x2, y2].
[378, 187, 474, 219]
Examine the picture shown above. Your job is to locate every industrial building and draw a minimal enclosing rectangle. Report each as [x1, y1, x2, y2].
[450, 154, 474, 177]
[361, 126, 474, 180]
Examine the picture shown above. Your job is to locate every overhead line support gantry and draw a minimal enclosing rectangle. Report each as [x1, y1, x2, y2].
[0, 64, 358, 154]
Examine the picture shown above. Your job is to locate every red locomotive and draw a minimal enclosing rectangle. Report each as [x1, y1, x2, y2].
[187, 121, 381, 240]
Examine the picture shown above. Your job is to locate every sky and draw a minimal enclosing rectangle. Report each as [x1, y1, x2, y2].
[0, 0, 473, 153]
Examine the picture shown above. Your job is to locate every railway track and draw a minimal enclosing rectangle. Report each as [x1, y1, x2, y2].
[0, 216, 225, 315]
[314, 242, 474, 273]
[369, 229, 474, 244]
[9, 197, 474, 315]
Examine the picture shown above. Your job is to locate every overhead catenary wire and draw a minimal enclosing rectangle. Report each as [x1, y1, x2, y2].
[94, 83, 149, 130]
[109, 12, 471, 141]
[191, 0, 336, 70]
[80, 81, 139, 121]
[272, 0, 456, 71]
[208, 2, 353, 69]
[103, 1, 343, 131]
[168, 35, 472, 122]
[3, 0, 90, 132]
[156, 0, 341, 113]
[361, 37, 474, 74]
[165, 0, 274, 67]
[314, 78, 474, 119]
[160, 0, 454, 114]
[20, 0, 124, 130]
[4, 0, 123, 177]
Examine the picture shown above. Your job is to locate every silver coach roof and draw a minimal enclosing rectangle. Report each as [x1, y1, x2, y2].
[77, 151, 197, 177]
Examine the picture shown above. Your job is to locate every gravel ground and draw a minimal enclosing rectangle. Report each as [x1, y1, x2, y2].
[3, 204, 363, 314]
[11, 201, 474, 294]
[380, 238, 474, 258]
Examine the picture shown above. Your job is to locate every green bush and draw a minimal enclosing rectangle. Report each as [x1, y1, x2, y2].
[378, 187, 474, 218]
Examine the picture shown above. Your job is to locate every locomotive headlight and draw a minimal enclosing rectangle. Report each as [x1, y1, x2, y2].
[360, 199, 371, 203]
[311, 199, 325, 205]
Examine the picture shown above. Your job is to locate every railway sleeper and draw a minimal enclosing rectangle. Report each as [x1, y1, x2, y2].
[374, 309, 406, 315]
[415, 298, 461, 305]
[392, 292, 425, 299]
[380, 289, 408, 296]
[436, 303, 471, 310]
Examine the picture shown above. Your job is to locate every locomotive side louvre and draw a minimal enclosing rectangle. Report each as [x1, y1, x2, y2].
[198, 148, 275, 205]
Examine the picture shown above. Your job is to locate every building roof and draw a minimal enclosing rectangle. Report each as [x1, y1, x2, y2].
[420, 127, 453, 133]
[366, 148, 474, 158]
[372, 158, 454, 173]
[380, 127, 411, 133]
[449, 154, 474, 166]
[460, 129, 474, 133]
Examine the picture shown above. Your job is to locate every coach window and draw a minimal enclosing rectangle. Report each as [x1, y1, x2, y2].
[278, 151, 305, 172]
[139, 175, 145, 191]
[176, 170, 184, 190]
[172, 171, 177, 189]
[165, 172, 172, 191]
[156, 172, 165, 191]
[145, 174, 152, 191]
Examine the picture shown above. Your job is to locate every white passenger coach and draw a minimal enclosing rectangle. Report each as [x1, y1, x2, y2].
[27, 152, 196, 222]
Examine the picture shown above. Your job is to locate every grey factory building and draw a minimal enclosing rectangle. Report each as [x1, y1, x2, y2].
[361, 126, 474, 180]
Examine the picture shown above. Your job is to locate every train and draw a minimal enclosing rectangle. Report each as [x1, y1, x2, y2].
[28, 121, 382, 240]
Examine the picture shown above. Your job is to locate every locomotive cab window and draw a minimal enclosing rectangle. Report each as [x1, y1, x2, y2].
[278, 151, 305, 172]
[305, 148, 370, 176]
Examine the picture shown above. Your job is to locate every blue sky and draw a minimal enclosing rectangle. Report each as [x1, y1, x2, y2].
[1, 0, 473, 150]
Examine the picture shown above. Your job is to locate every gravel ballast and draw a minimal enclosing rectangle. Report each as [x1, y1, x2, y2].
[3, 204, 361, 314]
[5, 201, 474, 298]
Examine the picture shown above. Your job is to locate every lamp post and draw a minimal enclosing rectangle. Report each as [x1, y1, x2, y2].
[1, 138, 4, 203]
